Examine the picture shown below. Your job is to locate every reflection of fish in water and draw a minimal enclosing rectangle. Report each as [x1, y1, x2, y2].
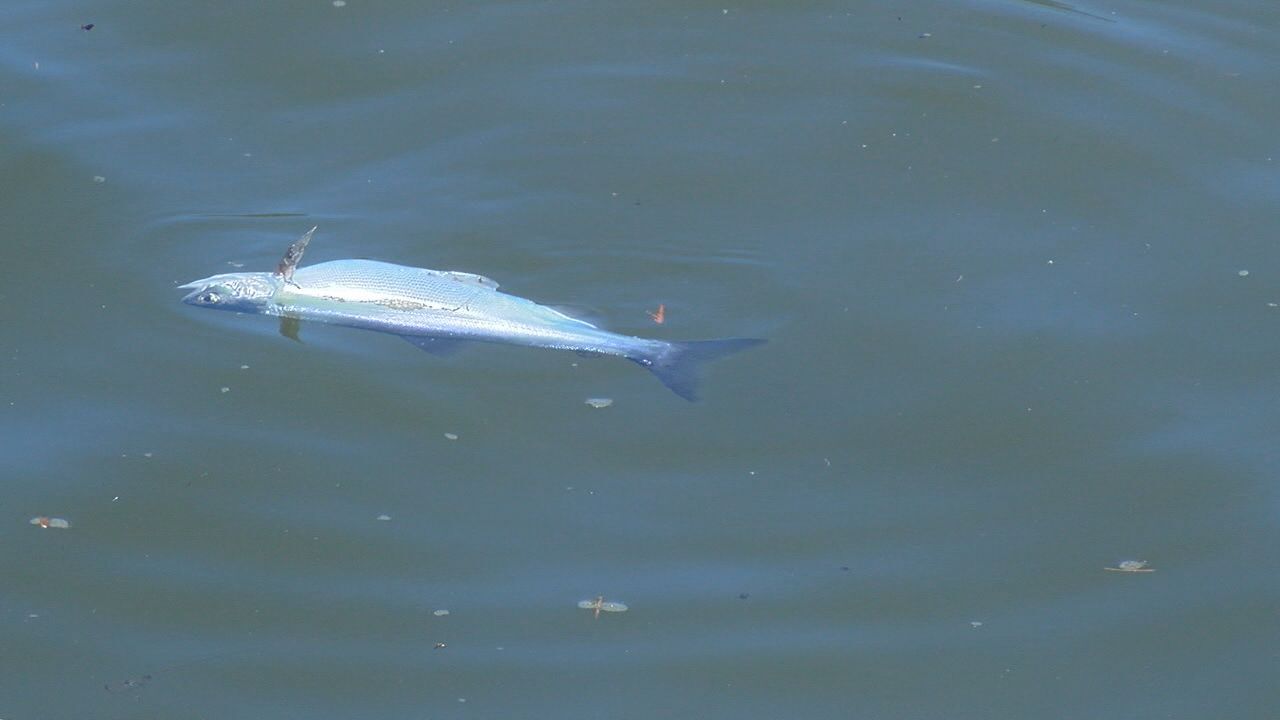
[178, 228, 765, 401]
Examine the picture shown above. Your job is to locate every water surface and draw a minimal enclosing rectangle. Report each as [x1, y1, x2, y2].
[2, 1, 1278, 717]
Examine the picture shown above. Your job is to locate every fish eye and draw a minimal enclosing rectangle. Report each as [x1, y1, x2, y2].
[198, 291, 221, 304]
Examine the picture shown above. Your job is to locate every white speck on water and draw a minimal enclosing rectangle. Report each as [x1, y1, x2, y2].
[92, 176, 105, 183]
[584, 397, 613, 409]
[240, 364, 250, 370]
[220, 387, 231, 394]
[376, 514, 391, 521]
[1046, 259, 1055, 265]
[1237, 269, 1249, 277]
[433, 609, 450, 616]
[443, 432, 458, 440]
[1105, 559, 1155, 573]
[1267, 302, 1278, 308]
[970, 621, 983, 628]
[333, 0, 346, 6]
[143, 452, 153, 458]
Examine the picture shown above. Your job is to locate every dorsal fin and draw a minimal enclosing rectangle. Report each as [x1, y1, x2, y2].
[435, 270, 499, 290]
[274, 226, 317, 283]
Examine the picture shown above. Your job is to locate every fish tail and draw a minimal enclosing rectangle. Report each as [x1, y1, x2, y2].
[634, 338, 766, 401]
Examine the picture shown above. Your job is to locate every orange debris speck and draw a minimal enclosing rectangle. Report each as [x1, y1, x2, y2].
[647, 304, 666, 324]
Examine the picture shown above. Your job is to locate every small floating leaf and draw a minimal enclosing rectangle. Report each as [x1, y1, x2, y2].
[578, 596, 628, 617]
[30, 516, 70, 529]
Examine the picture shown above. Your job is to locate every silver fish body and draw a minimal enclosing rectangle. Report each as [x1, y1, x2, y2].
[272, 260, 669, 360]
[179, 233, 764, 400]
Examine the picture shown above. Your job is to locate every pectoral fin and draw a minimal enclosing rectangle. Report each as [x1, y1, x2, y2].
[279, 316, 303, 343]
[275, 226, 317, 283]
[401, 335, 467, 356]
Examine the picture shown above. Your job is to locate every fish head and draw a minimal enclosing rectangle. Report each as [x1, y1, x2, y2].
[178, 271, 279, 313]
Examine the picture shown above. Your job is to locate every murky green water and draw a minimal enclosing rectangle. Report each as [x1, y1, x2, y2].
[3, 1, 1278, 717]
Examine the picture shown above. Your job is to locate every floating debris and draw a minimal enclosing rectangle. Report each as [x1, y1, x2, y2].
[647, 304, 665, 324]
[584, 397, 613, 409]
[443, 432, 458, 440]
[376, 514, 391, 521]
[105, 673, 152, 693]
[81, 23, 94, 31]
[333, 0, 346, 6]
[1105, 560, 1155, 573]
[433, 642, 447, 649]
[1237, 269, 1250, 278]
[92, 175, 105, 183]
[970, 621, 984, 628]
[578, 596, 628, 619]
[30, 516, 70, 529]
[219, 386, 231, 394]
[432, 609, 450, 617]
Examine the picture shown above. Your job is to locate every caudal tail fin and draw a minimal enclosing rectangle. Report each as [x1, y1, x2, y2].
[634, 338, 767, 401]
